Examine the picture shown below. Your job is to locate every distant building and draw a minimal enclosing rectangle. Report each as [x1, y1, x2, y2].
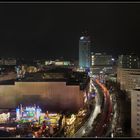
[0, 58, 16, 66]
[4, 58, 16, 66]
[131, 88, 140, 137]
[45, 60, 71, 66]
[118, 54, 139, 69]
[91, 52, 113, 66]
[90, 52, 115, 74]
[79, 35, 91, 69]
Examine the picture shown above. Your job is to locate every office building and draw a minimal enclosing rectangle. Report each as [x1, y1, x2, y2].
[90, 52, 115, 74]
[79, 35, 91, 69]
[117, 68, 140, 98]
[91, 52, 113, 66]
[131, 88, 140, 137]
[118, 55, 139, 69]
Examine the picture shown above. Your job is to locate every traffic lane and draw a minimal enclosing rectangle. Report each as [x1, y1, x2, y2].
[93, 80, 112, 137]
[97, 101, 111, 136]
[92, 101, 107, 136]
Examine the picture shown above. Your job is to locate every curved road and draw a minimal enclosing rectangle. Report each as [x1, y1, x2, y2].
[91, 79, 112, 137]
[72, 78, 113, 138]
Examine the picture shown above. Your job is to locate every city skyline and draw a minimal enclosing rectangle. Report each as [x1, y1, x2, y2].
[0, 3, 140, 60]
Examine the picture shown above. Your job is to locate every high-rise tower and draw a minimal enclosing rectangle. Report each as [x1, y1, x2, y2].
[79, 31, 91, 69]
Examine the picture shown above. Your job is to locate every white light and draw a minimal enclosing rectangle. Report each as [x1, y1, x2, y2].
[80, 36, 84, 40]
[111, 58, 115, 61]
[100, 71, 103, 74]
[111, 133, 114, 138]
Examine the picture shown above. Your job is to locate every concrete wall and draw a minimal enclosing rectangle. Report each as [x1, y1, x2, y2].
[0, 82, 84, 112]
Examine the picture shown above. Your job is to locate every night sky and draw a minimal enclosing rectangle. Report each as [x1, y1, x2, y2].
[0, 3, 140, 60]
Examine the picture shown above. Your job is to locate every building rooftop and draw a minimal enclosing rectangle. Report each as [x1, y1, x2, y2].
[15, 67, 89, 88]
[0, 67, 90, 90]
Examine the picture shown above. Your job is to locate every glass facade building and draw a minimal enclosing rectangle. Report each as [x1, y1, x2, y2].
[79, 36, 91, 69]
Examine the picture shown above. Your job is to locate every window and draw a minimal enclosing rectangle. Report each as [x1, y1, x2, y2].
[137, 132, 140, 135]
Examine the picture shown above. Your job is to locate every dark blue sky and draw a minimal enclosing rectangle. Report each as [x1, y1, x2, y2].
[0, 3, 140, 60]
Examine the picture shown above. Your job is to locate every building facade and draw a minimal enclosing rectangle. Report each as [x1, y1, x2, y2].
[79, 36, 91, 69]
[90, 52, 115, 74]
[0, 81, 86, 112]
[91, 53, 113, 66]
[0, 58, 16, 66]
[118, 55, 139, 69]
[131, 89, 140, 137]
[117, 68, 140, 98]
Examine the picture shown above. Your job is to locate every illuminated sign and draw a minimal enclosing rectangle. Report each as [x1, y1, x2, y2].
[16, 105, 42, 122]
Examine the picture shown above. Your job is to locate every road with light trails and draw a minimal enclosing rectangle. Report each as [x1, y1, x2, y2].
[89, 79, 113, 137]
[72, 79, 101, 137]
[72, 78, 113, 138]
